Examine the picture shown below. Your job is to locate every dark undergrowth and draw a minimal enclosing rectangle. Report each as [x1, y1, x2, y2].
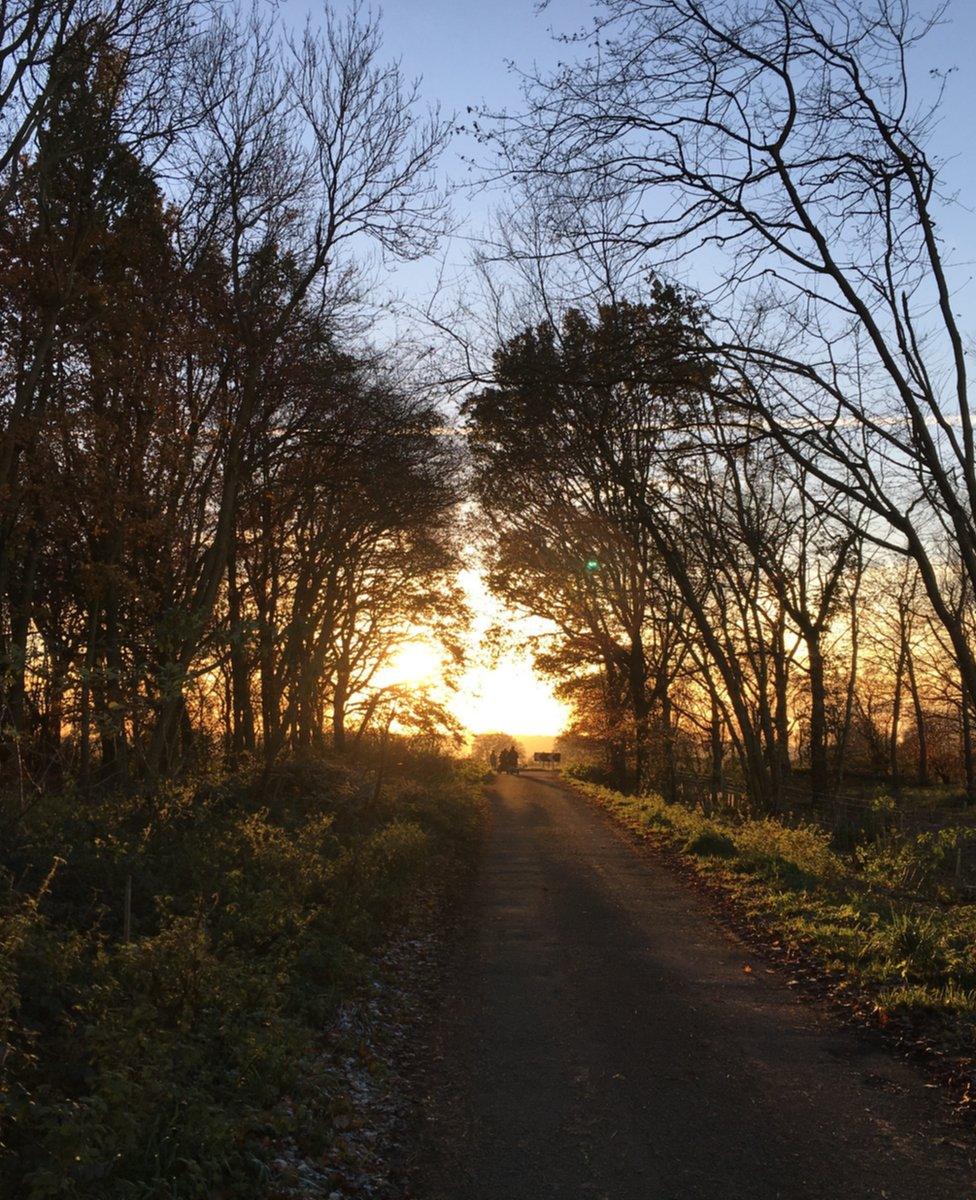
[0, 750, 482, 1199]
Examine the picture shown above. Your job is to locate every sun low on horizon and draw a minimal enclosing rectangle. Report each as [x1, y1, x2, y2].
[450, 568, 570, 739]
[450, 653, 569, 738]
[377, 570, 570, 740]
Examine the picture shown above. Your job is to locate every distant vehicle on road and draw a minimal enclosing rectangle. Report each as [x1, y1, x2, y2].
[499, 746, 520, 774]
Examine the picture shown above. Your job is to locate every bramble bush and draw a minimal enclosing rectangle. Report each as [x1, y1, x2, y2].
[0, 751, 480, 1199]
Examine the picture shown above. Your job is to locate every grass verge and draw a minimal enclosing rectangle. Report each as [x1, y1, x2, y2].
[577, 781, 976, 1088]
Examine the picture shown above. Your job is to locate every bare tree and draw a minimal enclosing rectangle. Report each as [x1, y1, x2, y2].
[498, 0, 976, 725]
[145, 3, 450, 766]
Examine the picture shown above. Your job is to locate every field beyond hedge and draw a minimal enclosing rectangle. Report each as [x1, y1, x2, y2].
[0, 752, 481, 1199]
[577, 780, 976, 1069]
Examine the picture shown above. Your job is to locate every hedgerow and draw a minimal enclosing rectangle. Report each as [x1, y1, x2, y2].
[0, 753, 480, 1199]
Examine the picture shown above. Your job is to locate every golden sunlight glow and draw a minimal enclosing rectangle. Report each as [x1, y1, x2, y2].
[369, 571, 566, 739]
[450, 568, 570, 738]
[370, 571, 569, 739]
[450, 655, 569, 737]
[376, 640, 444, 689]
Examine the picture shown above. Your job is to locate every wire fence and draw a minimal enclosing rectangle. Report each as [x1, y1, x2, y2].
[668, 770, 976, 897]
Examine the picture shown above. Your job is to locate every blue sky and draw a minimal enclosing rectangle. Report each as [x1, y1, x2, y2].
[279, 1, 976, 329]
[281, 1, 594, 314]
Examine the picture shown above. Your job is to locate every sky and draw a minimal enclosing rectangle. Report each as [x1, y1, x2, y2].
[282, 0, 976, 739]
[284, 0, 598, 315]
[289, 0, 976, 299]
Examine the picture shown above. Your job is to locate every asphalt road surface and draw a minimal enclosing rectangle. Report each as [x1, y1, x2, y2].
[418, 770, 976, 1200]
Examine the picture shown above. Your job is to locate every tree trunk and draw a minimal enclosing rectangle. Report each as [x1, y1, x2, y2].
[7, 540, 39, 737]
[227, 542, 255, 756]
[333, 660, 349, 752]
[659, 687, 677, 802]
[889, 638, 907, 792]
[806, 632, 829, 803]
[627, 639, 651, 793]
[709, 695, 724, 812]
[834, 582, 860, 794]
[98, 613, 125, 778]
[905, 648, 928, 787]
[962, 686, 974, 805]
[772, 614, 792, 794]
